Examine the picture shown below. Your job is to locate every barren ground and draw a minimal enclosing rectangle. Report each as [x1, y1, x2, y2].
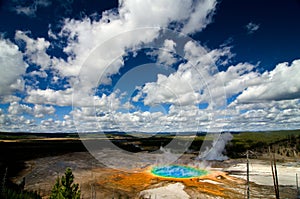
[11, 151, 298, 199]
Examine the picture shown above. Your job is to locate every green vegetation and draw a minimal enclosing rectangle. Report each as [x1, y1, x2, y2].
[226, 130, 300, 158]
[0, 132, 79, 140]
[1, 172, 41, 199]
[181, 130, 300, 158]
[232, 130, 300, 145]
[50, 168, 81, 199]
[0, 167, 81, 199]
[1, 188, 41, 199]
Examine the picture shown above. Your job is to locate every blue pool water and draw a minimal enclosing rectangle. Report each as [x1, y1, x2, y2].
[151, 165, 208, 179]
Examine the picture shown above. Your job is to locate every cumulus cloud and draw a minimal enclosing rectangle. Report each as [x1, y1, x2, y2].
[25, 87, 121, 110]
[6, 102, 55, 119]
[128, 41, 296, 131]
[141, 71, 202, 106]
[25, 88, 73, 106]
[226, 99, 300, 131]
[236, 59, 300, 102]
[22, 0, 219, 129]
[8, 102, 32, 115]
[2, 0, 299, 133]
[181, 0, 217, 34]
[149, 39, 178, 66]
[5, 0, 218, 100]
[51, 0, 217, 90]
[245, 22, 260, 34]
[71, 104, 213, 133]
[136, 41, 233, 107]
[33, 104, 55, 118]
[0, 114, 36, 132]
[15, 31, 51, 69]
[0, 38, 27, 97]
[0, 95, 21, 104]
[212, 62, 260, 102]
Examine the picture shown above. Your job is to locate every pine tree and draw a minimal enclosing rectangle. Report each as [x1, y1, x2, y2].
[50, 168, 81, 199]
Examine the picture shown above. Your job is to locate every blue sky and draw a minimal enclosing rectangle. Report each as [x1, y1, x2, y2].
[0, 0, 300, 132]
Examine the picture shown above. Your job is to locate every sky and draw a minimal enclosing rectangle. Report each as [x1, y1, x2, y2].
[0, 0, 300, 133]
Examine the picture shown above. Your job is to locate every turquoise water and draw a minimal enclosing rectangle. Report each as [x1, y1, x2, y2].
[151, 165, 208, 179]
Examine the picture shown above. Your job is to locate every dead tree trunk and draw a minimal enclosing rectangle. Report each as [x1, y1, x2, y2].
[269, 146, 280, 199]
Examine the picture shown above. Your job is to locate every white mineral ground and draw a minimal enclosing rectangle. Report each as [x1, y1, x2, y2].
[139, 183, 191, 199]
[222, 159, 300, 186]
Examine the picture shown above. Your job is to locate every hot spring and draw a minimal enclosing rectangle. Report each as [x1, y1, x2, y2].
[151, 165, 208, 179]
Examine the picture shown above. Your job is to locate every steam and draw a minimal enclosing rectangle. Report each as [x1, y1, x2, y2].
[155, 133, 233, 169]
[156, 146, 178, 165]
[197, 133, 233, 161]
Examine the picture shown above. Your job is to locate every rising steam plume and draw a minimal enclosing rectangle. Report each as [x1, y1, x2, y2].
[197, 133, 233, 161]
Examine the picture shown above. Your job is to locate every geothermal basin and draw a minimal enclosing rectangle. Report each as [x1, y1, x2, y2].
[14, 152, 299, 198]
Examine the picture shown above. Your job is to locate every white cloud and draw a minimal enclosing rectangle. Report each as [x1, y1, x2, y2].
[154, 39, 178, 66]
[15, 31, 51, 69]
[183, 40, 231, 67]
[94, 92, 121, 110]
[33, 104, 55, 118]
[13, 0, 52, 17]
[10, 0, 218, 133]
[0, 38, 27, 96]
[3, 0, 300, 133]
[237, 59, 300, 102]
[129, 41, 296, 131]
[25, 88, 73, 106]
[8, 102, 32, 115]
[225, 99, 300, 131]
[136, 41, 233, 107]
[40, 118, 54, 127]
[0, 95, 21, 104]
[15, 6, 36, 17]
[141, 71, 202, 106]
[181, 0, 217, 34]
[4, 0, 219, 108]
[245, 22, 260, 34]
[25, 87, 121, 110]
[211, 62, 260, 102]
[0, 114, 36, 132]
[118, 0, 198, 28]
[70, 103, 214, 133]
[51, 0, 218, 96]
[0, 113, 11, 127]
[122, 101, 135, 110]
